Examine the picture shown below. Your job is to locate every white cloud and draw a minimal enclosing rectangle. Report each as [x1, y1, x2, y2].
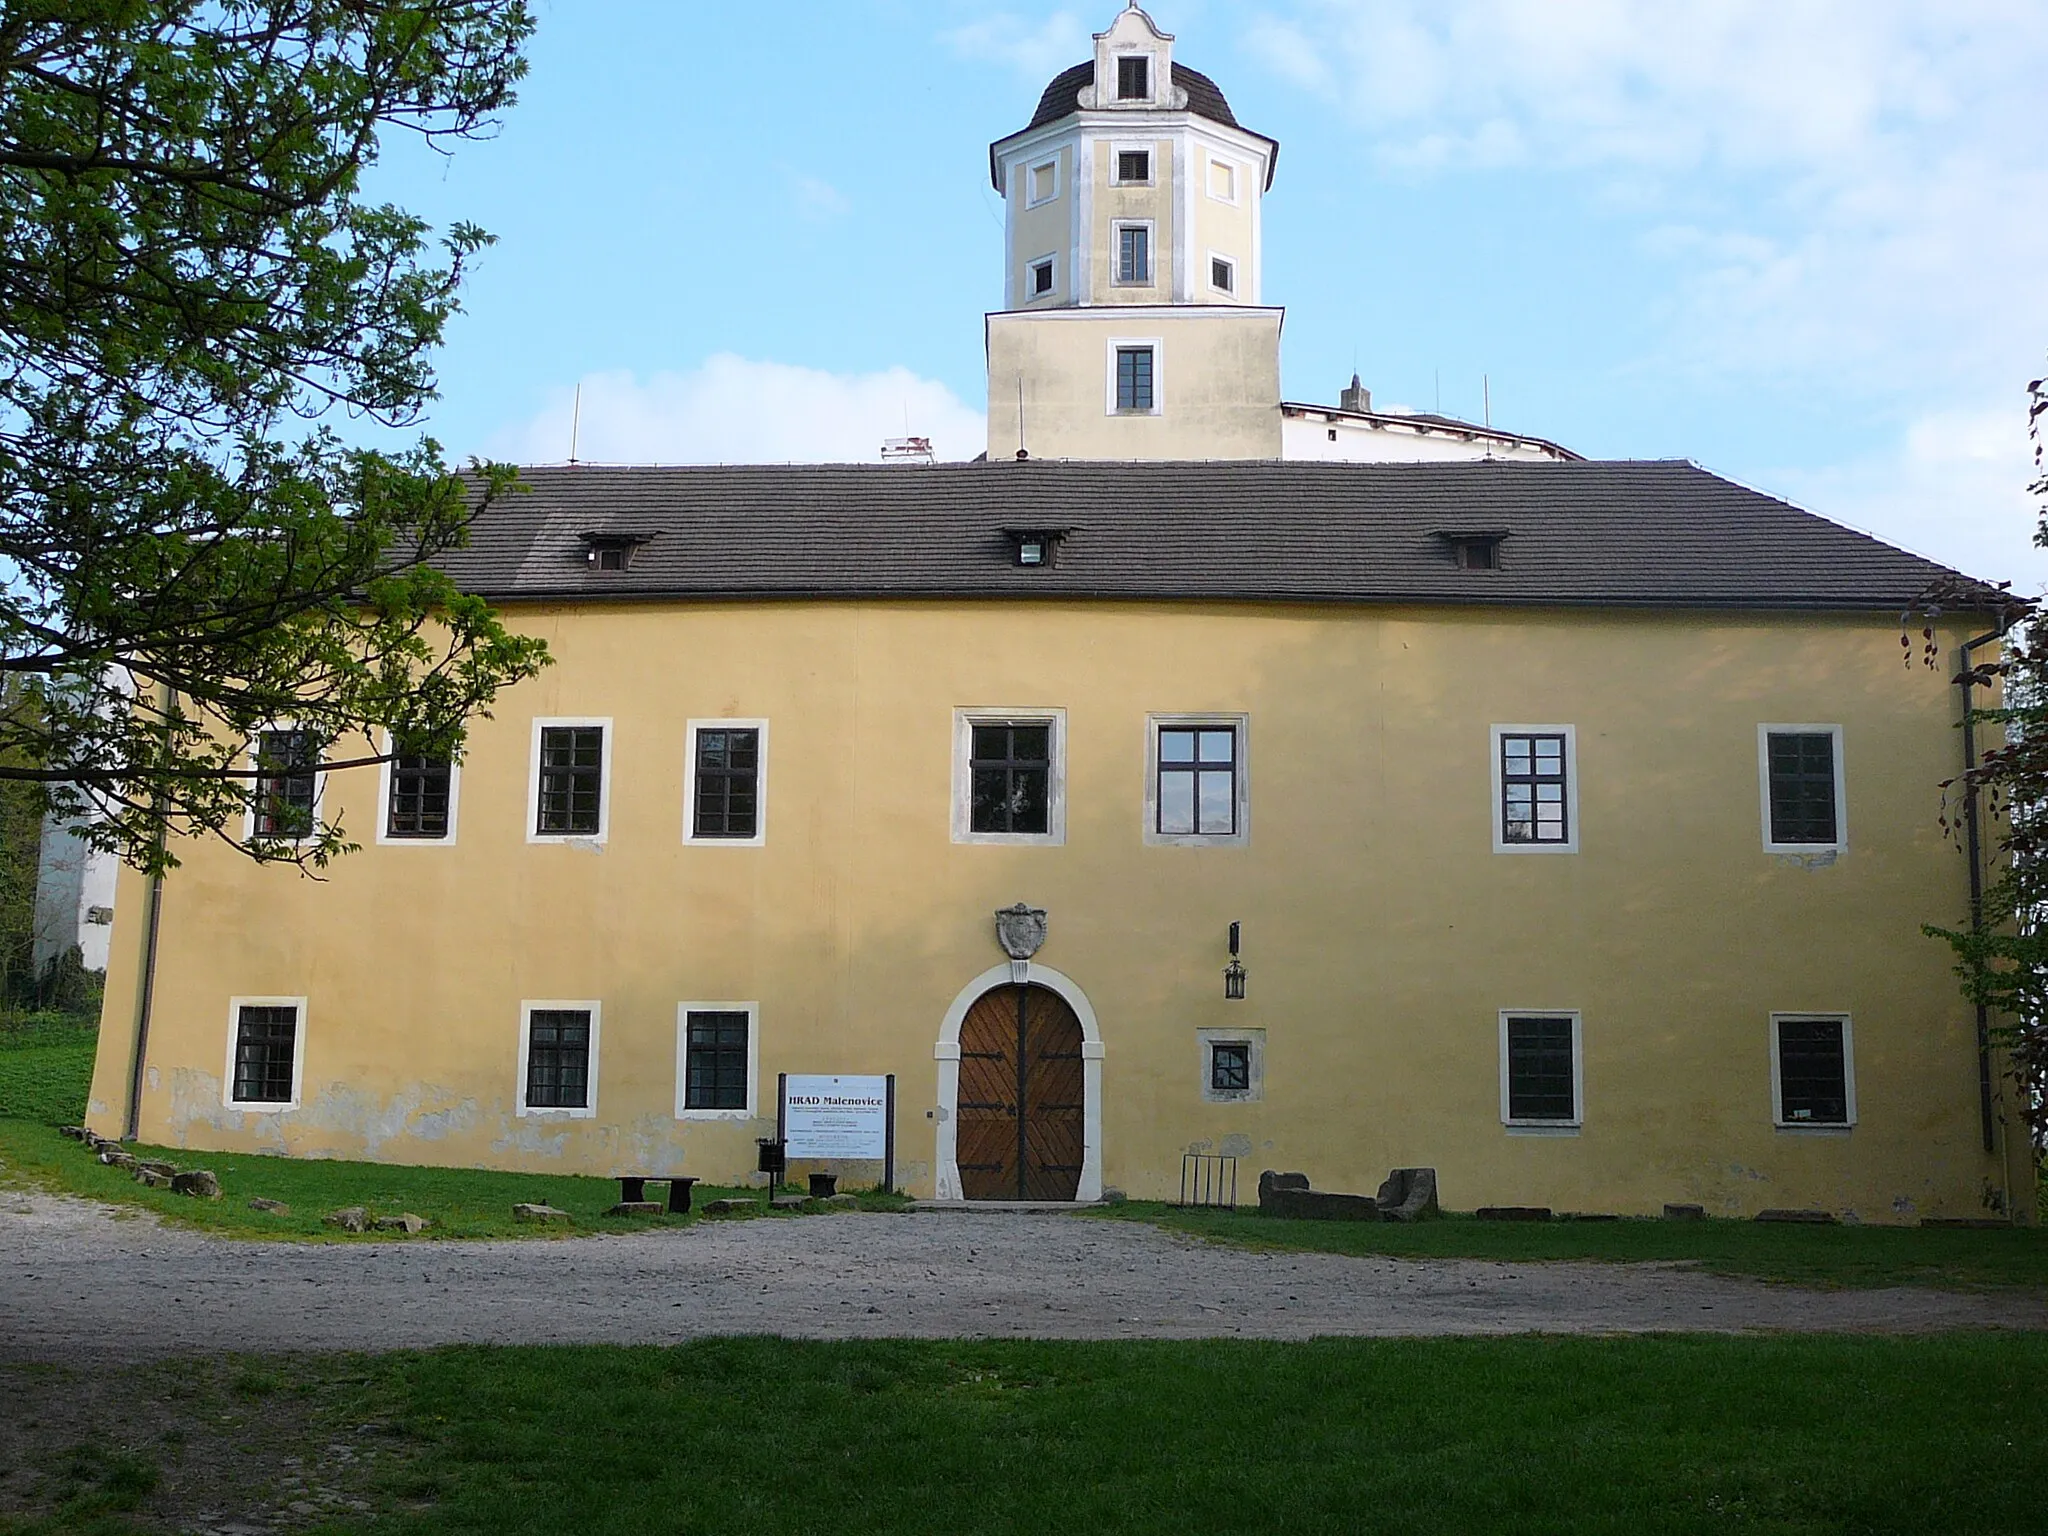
[481, 356, 987, 467]
[944, 10, 1090, 80]
[788, 172, 851, 222]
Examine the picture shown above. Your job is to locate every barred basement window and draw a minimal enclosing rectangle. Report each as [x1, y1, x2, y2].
[525, 1009, 591, 1111]
[692, 727, 761, 840]
[386, 750, 452, 839]
[1498, 730, 1572, 847]
[231, 1004, 300, 1106]
[970, 722, 1052, 835]
[1503, 1014, 1579, 1125]
[684, 1010, 750, 1111]
[1774, 1015, 1853, 1127]
[1764, 729, 1841, 848]
[253, 729, 319, 839]
[536, 725, 605, 836]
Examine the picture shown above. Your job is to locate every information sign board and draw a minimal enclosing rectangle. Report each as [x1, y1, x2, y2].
[782, 1075, 890, 1160]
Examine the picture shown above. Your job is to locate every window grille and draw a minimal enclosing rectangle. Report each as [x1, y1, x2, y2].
[1117, 55, 1150, 100]
[693, 728, 760, 839]
[1505, 1015, 1576, 1121]
[1117, 225, 1150, 284]
[1209, 1040, 1251, 1093]
[1116, 346, 1154, 411]
[1158, 726, 1237, 835]
[1500, 732, 1569, 845]
[386, 751, 451, 839]
[685, 1010, 750, 1111]
[254, 729, 319, 839]
[233, 1005, 298, 1104]
[1767, 732, 1838, 844]
[526, 1009, 591, 1110]
[536, 726, 604, 835]
[1777, 1018, 1849, 1123]
[970, 722, 1052, 834]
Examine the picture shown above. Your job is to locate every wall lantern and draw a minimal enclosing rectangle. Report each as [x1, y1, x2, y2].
[1223, 920, 1247, 1000]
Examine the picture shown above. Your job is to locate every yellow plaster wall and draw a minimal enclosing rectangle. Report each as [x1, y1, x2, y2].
[1088, 137, 1174, 302]
[1008, 144, 1074, 309]
[1190, 147, 1257, 300]
[87, 600, 2031, 1222]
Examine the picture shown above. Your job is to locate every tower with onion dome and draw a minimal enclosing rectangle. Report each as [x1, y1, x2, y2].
[985, 5, 1284, 461]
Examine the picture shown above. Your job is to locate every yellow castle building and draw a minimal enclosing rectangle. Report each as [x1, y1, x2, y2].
[85, 7, 2033, 1221]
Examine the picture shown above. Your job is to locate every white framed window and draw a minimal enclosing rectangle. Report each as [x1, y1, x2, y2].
[952, 707, 1067, 846]
[1116, 53, 1153, 102]
[1027, 253, 1057, 302]
[375, 730, 460, 847]
[1026, 156, 1060, 208]
[224, 996, 306, 1112]
[1111, 144, 1154, 186]
[1198, 1027, 1264, 1103]
[684, 719, 768, 847]
[1499, 1011, 1582, 1134]
[243, 725, 324, 844]
[527, 717, 612, 845]
[1208, 253, 1236, 295]
[1759, 725, 1846, 856]
[1112, 220, 1154, 285]
[1491, 724, 1578, 854]
[1107, 336, 1163, 416]
[1206, 156, 1241, 204]
[517, 1000, 600, 1118]
[1770, 1014, 1855, 1131]
[1144, 714, 1249, 846]
[676, 1002, 759, 1120]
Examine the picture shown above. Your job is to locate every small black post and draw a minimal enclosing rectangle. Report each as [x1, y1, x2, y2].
[884, 1073, 897, 1195]
[775, 1072, 788, 1200]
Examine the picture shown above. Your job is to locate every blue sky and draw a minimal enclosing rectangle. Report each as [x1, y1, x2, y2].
[366, 1, 2048, 592]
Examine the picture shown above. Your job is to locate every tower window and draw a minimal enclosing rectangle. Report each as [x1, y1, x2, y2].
[1117, 55, 1150, 100]
[1030, 258, 1054, 298]
[1028, 159, 1058, 207]
[1117, 149, 1151, 184]
[1116, 346, 1155, 412]
[1211, 256, 1235, 294]
[1116, 224, 1151, 284]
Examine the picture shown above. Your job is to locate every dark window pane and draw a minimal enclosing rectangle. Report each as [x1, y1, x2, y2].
[686, 1011, 750, 1110]
[233, 1005, 299, 1104]
[1500, 732, 1570, 845]
[254, 729, 319, 839]
[537, 726, 604, 835]
[1768, 732, 1838, 844]
[1210, 1041, 1251, 1093]
[1117, 55, 1150, 99]
[526, 1009, 591, 1110]
[1032, 261, 1054, 296]
[386, 751, 452, 839]
[1506, 1016, 1575, 1121]
[1118, 150, 1150, 182]
[1117, 226, 1151, 284]
[1778, 1019, 1848, 1123]
[693, 727, 761, 839]
[1117, 346, 1154, 410]
[1211, 257, 1233, 292]
[969, 722, 1052, 835]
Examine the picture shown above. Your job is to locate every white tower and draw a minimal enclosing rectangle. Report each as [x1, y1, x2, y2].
[985, 6, 1284, 461]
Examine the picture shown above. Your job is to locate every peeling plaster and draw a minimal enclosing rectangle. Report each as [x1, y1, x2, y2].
[1218, 1133, 1253, 1158]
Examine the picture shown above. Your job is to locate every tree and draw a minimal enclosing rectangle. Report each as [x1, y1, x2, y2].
[1924, 370, 2048, 1155]
[0, 1, 548, 875]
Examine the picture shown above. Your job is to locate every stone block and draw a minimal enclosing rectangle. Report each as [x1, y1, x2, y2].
[1754, 1209, 1837, 1225]
[604, 1201, 664, 1218]
[1476, 1206, 1552, 1222]
[1663, 1203, 1706, 1221]
[133, 1168, 172, 1189]
[1261, 1187, 1380, 1221]
[770, 1195, 813, 1211]
[58, 1125, 87, 1141]
[1257, 1170, 1311, 1205]
[248, 1198, 291, 1216]
[323, 1206, 369, 1233]
[137, 1160, 176, 1179]
[703, 1197, 756, 1215]
[825, 1194, 860, 1208]
[1919, 1216, 2013, 1230]
[1563, 1212, 1620, 1222]
[98, 1149, 137, 1171]
[170, 1170, 221, 1199]
[511, 1203, 570, 1224]
[374, 1213, 429, 1234]
[1375, 1167, 1441, 1223]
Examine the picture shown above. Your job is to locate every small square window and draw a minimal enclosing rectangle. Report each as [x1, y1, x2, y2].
[1116, 345, 1155, 411]
[1030, 259, 1055, 298]
[1117, 55, 1150, 100]
[521, 1005, 595, 1114]
[229, 1002, 301, 1108]
[253, 728, 320, 840]
[1028, 160, 1057, 206]
[1198, 1028, 1263, 1102]
[1502, 1014, 1579, 1126]
[1207, 159, 1237, 201]
[1117, 149, 1151, 183]
[690, 724, 763, 842]
[1763, 729, 1842, 850]
[1210, 1041, 1251, 1093]
[1774, 1016, 1853, 1127]
[1210, 256, 1235, 294]
[1452, 536, 1500, 570]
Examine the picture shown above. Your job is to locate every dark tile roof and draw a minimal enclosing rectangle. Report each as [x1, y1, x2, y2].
[440, 460, 1995, 615]
[996, 62, 1278, 189]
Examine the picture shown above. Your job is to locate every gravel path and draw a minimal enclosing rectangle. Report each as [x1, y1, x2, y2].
[3, 1192, 2043, 1362]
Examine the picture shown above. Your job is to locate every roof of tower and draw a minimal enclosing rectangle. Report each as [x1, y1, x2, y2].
[991, 61, 1279, 190]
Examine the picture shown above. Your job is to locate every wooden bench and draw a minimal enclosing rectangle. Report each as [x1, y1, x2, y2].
[616, 1176, 698, 1214]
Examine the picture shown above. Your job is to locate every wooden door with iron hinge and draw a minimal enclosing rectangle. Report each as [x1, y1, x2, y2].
[955, 984, 1085, 1201]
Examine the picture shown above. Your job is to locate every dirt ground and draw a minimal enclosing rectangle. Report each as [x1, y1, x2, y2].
[5, 1190, 2045, 1364]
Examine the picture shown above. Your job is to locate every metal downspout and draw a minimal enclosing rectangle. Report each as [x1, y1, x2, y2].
[1959, 627, 2009, 1156]
[122, 686, 172, 1143]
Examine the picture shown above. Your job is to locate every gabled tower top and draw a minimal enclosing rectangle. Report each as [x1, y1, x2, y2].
[1086, 5, 1178, 112]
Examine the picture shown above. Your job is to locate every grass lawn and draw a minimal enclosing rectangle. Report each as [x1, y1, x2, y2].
[0, 1014, 96, 1127]
[1098, 1200, 2048, 1292]
[7, 1335, 2048, 1534]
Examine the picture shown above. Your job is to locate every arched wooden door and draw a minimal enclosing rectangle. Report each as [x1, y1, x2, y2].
[956, 984, 1085, 1201]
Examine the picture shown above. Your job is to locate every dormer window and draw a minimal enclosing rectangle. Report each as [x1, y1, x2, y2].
[580, 532, 652, 571]
[1439, 532, 1507, 571]
[1117, 55, 1150, 101]
[1003, 527, 1072, 568]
